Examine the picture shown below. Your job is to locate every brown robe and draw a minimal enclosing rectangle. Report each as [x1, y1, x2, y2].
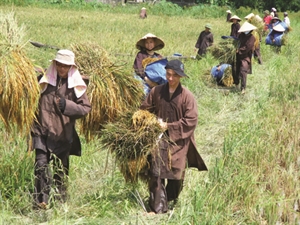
[235, 32, 255, 90]
[140, 82, 207, 180]
[195, 30, 214, 56]
[230, 23, 241, 38]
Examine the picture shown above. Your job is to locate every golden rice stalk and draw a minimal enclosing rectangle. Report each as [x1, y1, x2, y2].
[101, 109, 165, 183]
[71, 42, 144, 141]
[208, 39, 238, 64]
[221, 67, 233, 87]
[142, 57, 159, 69]
[252, 30, 260, 50]
[248, 17, 264, 37]
[0, 11, 39, 134]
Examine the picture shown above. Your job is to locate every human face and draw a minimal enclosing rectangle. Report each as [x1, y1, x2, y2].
[166, 69, 181, 89]
[55, 61, 71, 78]
[145, 38, 155, 51]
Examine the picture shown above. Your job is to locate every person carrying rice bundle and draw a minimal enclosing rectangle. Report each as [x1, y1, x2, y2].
[140, 59, 207, 214]
[235, 22, 257, 94]
[30, 49, 91, 209]
[133, 33, 165, 95]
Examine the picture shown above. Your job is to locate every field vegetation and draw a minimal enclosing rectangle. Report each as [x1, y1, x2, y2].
[1, 1, 300, 224]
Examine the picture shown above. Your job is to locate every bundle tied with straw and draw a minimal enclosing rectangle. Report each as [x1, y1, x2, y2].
[101, 109, 166, 183]
[247, 16, 264, 37]
[220, 66, 233, 87]
[0, 11, 39, 134]
[71, 42, 144, 141]
[208, 39, 239, 64]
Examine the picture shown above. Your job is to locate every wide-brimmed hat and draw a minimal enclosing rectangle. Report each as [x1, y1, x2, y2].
[229, 15, 241, 22]
[244, 13, 254, 20]
[273, 24, 285, 32]
[53, 49, 76, 66]
[205, 23, 212, 29]
[238, 21, 257, 33]
[165, 59, 188, 77]
[226, 10, 231, 13]
[264, 10, 270, 14]
[136, 33, 165, 51]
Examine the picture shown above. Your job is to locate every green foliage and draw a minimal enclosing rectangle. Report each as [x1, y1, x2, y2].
[0, 3, 300, 225]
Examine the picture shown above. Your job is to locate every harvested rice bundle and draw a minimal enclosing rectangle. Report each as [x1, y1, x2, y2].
[247, 16, 264, 37]
[0, 11, 39, 133]
[101, 109, 165, 183]
[208, 39, 238, 64]
[71, 42, 144, 141]
[252, 30, 261, 50]
[221, 67, 233, 87]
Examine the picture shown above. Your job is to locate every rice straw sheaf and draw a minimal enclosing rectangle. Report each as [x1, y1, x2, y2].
[71, 42, 144, 141]
[0, 11, 39, 134]
[247, 16, 264, 37]
[208, 39, 238, 64]
[221, 67, 233, 87]
[101, 109, 165, 183]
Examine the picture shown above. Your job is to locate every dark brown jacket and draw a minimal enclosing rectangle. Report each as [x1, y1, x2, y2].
[140, 83, 207, 180]
[195, 31, 214, 56]
[31, 77, 91, 156]
[230, 23, 241, 38]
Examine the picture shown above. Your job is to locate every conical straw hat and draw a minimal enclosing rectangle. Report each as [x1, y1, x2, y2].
[136, 33, 165, 51]
[229, 15, 241, 22]
[238, 21, 257, 33]
[273, 24, 285, 32]
[226, 10, 231, 13]
[244, 13, 254, 19]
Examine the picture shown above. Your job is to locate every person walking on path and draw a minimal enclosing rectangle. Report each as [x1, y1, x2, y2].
[235, 22, 257, 94]
[283, 12, 290, 27]
[229, 15, 242, 39]
[140, 59, 207, 214]
[30, 49, 91, 209]
[226, 10, 232, 22]
[194, 24, 214, 59]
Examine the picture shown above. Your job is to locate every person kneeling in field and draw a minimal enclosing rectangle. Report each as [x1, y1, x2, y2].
[30, 49, 91, 209]
[140, 59, 207, 214]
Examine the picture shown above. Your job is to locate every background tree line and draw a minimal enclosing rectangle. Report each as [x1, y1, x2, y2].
[196, 0, 300, 12]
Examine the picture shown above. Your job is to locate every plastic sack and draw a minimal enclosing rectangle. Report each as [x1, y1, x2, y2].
[265, 31, 284, 46]
[211, 64, 231, 80]
[145, 58, 168, 85]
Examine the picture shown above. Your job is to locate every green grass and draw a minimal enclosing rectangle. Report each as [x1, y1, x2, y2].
[1, 2, 300, 224]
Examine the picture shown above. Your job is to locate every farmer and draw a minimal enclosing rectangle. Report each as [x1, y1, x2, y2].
[283, 12, 290, 27]
[30, 49, 91, 209]
[244, 13, 263, 65]
[268, 17, 281, 31]
[226, 10, 232, 22]
[139, 7, 147, 19]
[140, 59, 207, 214]
[263, 10, 272, 32]
[133, 33, 164, 80]
[194, 24, 214, 59]
[235, 22, 257, 94]
[133, 33, 165, 95]
[229, 15, 241, 39]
